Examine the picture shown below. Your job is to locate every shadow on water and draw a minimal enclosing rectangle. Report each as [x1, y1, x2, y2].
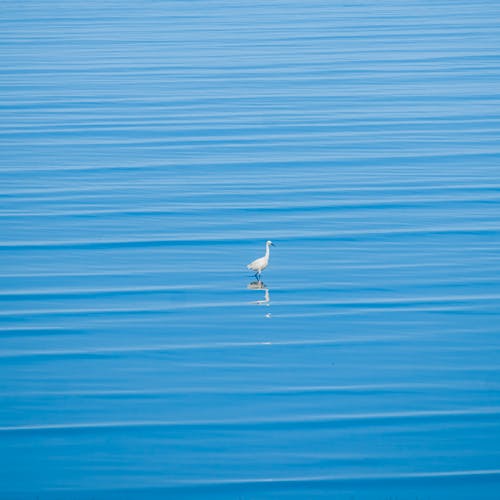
[247, 280, 271, 310]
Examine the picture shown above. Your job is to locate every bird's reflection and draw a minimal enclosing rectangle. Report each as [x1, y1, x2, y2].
[247, 280, 270, 305]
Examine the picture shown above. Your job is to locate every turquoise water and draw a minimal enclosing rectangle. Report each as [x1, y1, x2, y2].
[2, 1, 500, 498]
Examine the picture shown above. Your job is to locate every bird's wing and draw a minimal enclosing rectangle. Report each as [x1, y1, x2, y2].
[247, 257, 263, 270]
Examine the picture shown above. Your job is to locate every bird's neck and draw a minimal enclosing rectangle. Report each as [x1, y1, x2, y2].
[265, 244, 270, 258]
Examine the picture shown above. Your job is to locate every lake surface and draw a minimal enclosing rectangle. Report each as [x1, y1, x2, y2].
[1, 1, 500, 498]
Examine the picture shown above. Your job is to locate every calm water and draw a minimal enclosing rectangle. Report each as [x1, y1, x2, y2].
[2, 1, 500, 498]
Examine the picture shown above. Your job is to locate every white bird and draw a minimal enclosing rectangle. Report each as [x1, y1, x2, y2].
[247, 240, 275, 280]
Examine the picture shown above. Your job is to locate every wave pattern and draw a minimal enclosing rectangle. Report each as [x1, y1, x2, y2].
[1, 0, 500, 497]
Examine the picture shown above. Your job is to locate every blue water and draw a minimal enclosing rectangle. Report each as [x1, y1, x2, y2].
[2, 1, 500, 498]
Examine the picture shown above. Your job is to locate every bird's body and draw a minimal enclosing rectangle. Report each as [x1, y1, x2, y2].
[247, 240, 275, 280]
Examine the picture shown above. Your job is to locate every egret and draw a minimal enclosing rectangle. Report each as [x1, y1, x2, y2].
[247, 240, 275, 280]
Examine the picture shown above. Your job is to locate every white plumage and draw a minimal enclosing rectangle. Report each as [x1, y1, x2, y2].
[247, 240, 275, 280]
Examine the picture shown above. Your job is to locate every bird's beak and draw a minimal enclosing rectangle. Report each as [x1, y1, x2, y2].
[271, 243, 276, 246]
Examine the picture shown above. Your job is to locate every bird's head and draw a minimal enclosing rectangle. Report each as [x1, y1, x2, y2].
[266, 240, 275, 247]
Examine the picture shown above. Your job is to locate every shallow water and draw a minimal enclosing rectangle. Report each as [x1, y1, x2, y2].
[2, 1, 500, 498]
